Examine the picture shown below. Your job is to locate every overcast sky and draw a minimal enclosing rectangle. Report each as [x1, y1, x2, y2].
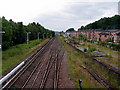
[0, 0, 119, 31]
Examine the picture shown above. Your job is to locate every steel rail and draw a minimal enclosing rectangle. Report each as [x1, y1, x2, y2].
[30, 40, 56, 89]
[2, 48, 42, 89]
[85, 63, 115, 89]
[39, 52, 58, 89]
[21, 49, 51, 89]
[57, 51, 64, 88]
[54, 53, 58, 90]
[38, 37, 63, 89]
[21, 39, 56, 89]
[23, 38, 56, 89]
[7, 40, 52, 88]
[39, 52, 55, 88]
[30, 50, 53, 89]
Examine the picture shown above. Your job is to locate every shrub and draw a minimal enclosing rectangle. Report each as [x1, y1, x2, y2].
[88, 45, 96, 52]
[84, 48, 87, 52]
[91, 53, 97, 57]
[105, 54, 112, 58]
[82, 44, 85, 46]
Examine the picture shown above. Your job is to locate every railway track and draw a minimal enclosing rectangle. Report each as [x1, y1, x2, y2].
[39, 38, 64, 89]
[84, 63, 115, 89]
[67, 41, 120, 76]
[66, 41, 118, 89]
[1, 36, 64, 89]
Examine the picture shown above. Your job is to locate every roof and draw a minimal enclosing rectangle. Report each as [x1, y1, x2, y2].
[98, 32, 110, 35]
[105, 29, 120, 32]
[78, 29, 120, 32]
[95, 29, 104, 31]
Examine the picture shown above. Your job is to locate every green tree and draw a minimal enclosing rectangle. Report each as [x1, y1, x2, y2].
[66, 28, 75, 32]
[2, 17, 55, 50]
[82, 15, 120, 30]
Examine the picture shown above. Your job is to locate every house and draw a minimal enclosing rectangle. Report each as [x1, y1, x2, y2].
[68, 29, 120, 43]
[98, 32, 112, 41]
[60, 31, 65, 35]
[70, 31, 79, 38]
[114, 32, 120, 43]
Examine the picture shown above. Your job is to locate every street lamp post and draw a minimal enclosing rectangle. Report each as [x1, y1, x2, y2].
[38, 32, 40, 40]
[27, 32, 31, 45]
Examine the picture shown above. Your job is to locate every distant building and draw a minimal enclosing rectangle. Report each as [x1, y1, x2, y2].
[60, 31, 65, 36]
[118, 1, 120, 15]
[69, 29, 120, 43]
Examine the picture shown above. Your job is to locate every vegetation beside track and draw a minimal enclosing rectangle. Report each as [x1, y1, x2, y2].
[81, 41, 119, 66]
[59, 36, 119, 88]
[70, 38, 119, 67]
[59, 36, 104, 88]
[1, 39, 49, 75]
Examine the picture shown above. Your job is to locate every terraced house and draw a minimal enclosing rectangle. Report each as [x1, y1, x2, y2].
[69, 29, 120, 43]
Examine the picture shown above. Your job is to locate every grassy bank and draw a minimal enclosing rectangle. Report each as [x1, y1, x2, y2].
[59, 36, 104, 88]
[1, 39, 49, 75]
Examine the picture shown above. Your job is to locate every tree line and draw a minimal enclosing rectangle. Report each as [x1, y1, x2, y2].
[66, 28, 75, 32]
[80, 15, 120, 30]
[2, 17, 55, 50]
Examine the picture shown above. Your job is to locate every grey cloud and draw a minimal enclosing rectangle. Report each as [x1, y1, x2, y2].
[34, 2, 118, 31]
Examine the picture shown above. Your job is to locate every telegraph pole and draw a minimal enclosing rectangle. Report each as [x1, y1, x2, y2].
[27, 32, 31, 45]
[38, 32, 40, 40]
[43, 33, 45, 39]
[47, 33, 48, 38]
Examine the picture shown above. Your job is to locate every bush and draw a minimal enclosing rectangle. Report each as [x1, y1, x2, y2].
[105, 54, 112, 58]
[87, 40, 91, 42]
[84, 48, 87, 52]
[99, 41, 120, 51]
[82, 44, 85, 46]
[88, 45, 96, 52]
[91, 53, 97, 57]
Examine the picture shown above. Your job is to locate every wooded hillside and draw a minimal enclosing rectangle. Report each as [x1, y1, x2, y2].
[80, 15, 120, 30]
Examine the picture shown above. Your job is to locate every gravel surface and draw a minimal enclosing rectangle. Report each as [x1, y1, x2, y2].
[58, 52, 75, 88]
